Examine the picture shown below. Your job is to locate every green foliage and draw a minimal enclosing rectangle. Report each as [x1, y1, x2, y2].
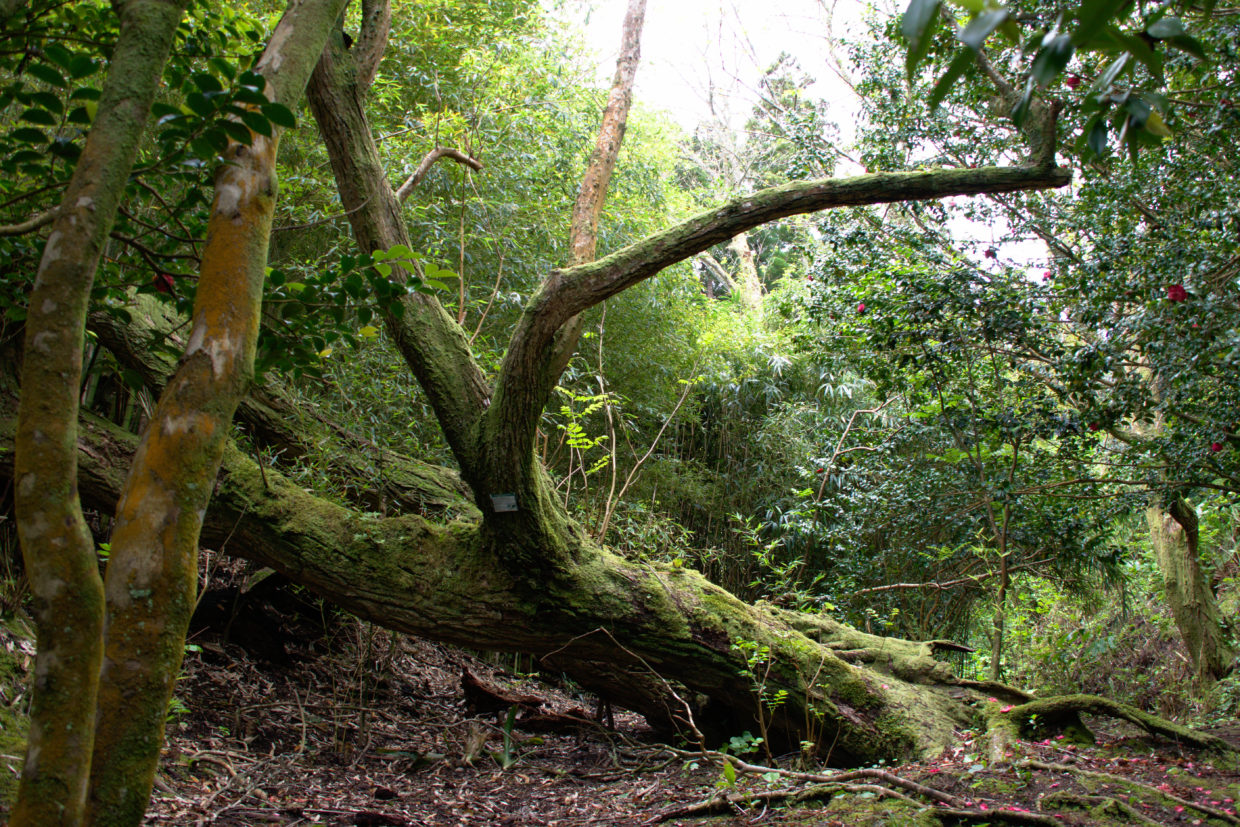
[899, 0, 1213, 158]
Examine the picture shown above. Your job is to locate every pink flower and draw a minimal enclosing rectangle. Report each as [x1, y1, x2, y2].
[857, 302, 867, 314]
[1211, 442, 1224, 452]
[1000, 705, 1014, 713]
[1065, 74, 1082, 89]
[1167, 284, 1189, 302]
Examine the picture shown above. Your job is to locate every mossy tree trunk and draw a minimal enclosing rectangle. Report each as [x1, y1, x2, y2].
[7, 2, 1074, 814]
[84, 3, 347, 820]
[12, 1, 345, 824]
[0, 403, 1023, 764]
[10, 3, 187, 823]
[1147, 498, 1237, 685]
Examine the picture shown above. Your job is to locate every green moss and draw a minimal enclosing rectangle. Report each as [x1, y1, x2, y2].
[0, 617, 33, 808]
[817, 792, 942, 826]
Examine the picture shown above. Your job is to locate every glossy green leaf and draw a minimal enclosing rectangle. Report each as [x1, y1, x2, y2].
[220, 120, 253, 145]
[26, 63, 67, 88]
[239, 110, 272, 137]
[184, 92, 215, 118]
[902, 0, 943, 80]
[1145, 16, 1185, 39]
[20, 107, 57, 126]
[67, 55, 97, 79]
[260, 101, 296, 129]
[1030, 33, 1074, 87]
[1168, 35, 1208, 62]
[191, 72, 224, 93]
[10, 127, 47, 144]
[959, 9, 1008, 51]
[1072, 0, 1132, 47]
[927, 49, 975, 111]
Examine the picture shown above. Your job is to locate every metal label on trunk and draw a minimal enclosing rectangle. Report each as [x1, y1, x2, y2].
[490, 493, 518, 512]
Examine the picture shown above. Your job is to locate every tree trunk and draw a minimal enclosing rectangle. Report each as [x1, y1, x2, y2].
[727, 231, 764, 313]
[0, 401, 1011, 765]
[989, 554, 1009, 683]
[84, 2, 348, 818]
[1147, 499, 1237, 684]
[10, 3, 187, 822]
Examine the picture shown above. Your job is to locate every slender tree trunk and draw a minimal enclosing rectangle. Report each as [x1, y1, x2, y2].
[1147, 498, 1237, 685]
[545, 0, 647, 381]
[10, 2, 187, 823]
[727, 231, 764, 313]
[85, 3, 346, 822]
[988, 554, 1009, 683]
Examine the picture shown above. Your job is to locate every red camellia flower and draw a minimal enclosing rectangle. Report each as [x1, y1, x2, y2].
[1088, 422, 1100, 432]
[857, 302, 866, 314]
[1211, 442, 1224, 453]
[1042, 270, 1052, 281]
[1065, 74, 1082, 89]
[1166, 284, 1188, 302]
[153, 272, 176, 295]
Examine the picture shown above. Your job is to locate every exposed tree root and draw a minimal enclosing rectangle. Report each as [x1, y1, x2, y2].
[1039, 793, 1164, 827]
[992, 694, 1237, 755]
[650, 747, 1063, 825]
[1021, 758, 1240, 825]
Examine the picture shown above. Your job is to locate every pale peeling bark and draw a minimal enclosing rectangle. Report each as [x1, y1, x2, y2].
[85, 2, 347, 822]
[1147, 500, 1237, 685]
[10, 2, 186, 823]
[727, 231, 764, 313]
[546, 0, 648, 382]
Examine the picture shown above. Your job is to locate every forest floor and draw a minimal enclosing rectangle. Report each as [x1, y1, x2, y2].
[2, 577, 1239, 826]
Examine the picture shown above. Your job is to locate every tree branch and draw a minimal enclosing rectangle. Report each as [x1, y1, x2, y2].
[0, 206, 57, 237]
[484, 164, 1072, 500]
[355, 0, 390, 91]
[543, 0, 647, 386]
[394, 147, 483, 202]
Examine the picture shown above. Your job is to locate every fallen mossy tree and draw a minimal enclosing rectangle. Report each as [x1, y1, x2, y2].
[2, 398, 1233, 774]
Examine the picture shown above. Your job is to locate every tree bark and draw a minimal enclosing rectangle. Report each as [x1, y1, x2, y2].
[10, 2, 187, 823]
[85, 2, 347, 822]
[1147, 499, 1237, 684]
[727, 231, 764, 313]
[0, 401, 1014, 765]
[545, 0, 648, 384]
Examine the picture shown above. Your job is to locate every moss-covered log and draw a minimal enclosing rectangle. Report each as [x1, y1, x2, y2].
[89, 300, 476, 519]
[992, 693, 1235, 754]
[0, 402, 1017, 766]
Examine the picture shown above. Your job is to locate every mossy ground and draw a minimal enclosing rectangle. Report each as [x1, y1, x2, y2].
[0, 615, 32, 807]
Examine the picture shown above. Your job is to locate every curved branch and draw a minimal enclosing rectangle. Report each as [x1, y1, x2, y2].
[0, 206, 57, 236]
[486, 164, 1072, 498]
[395, 147, 483, 202]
